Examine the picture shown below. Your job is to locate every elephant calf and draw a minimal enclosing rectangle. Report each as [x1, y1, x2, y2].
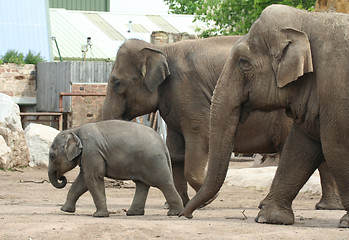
[48, 120, 184, 217]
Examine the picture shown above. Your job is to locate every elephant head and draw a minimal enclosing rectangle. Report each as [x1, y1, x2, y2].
[48, 131, 83, 189]
[102, 39, 170, 121]
[180, 5, 314, 218]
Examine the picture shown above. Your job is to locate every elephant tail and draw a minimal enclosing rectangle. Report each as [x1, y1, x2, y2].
[164, 144, 173, 174]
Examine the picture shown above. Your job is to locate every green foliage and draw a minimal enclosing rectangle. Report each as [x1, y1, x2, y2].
[164, 0, 316, 36]
[2, 50, 25, 65]
[24, 50, 46, 64]
[0, 49, 46, 65]
[0, 166, 27, 172]
[196, 0, 258, 36]
[254, 0, 315, 13]
[163, 0, 201, 14]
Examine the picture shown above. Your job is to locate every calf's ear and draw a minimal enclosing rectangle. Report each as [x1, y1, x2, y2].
[65, 132, 83, 161]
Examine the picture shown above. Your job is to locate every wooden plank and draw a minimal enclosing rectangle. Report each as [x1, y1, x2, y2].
[36, 61, 113, 112]
[20, 112, 62, 116]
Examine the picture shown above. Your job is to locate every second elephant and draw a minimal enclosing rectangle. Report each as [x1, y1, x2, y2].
[102, 36, 341, 209]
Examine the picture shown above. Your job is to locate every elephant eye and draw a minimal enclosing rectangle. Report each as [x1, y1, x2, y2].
[49, 152, 56, 161]
[113, 80, 121, 92]
[239, 58, 252, 71]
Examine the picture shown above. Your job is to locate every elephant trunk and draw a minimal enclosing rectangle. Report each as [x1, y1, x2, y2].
[102, 88, 126, 120]
[102, 104, 113, 120]
[48, 169, 67, 189]
[180, 63, 243, 218]
[102, 94, 116, 120]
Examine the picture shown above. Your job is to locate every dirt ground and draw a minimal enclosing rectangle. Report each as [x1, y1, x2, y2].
[1, 161, 348, 240]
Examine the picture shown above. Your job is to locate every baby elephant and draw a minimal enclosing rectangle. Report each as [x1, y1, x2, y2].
[48, 120, 184, 217]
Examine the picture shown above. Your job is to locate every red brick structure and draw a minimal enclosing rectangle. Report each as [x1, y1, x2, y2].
[70, 83, 107, 128]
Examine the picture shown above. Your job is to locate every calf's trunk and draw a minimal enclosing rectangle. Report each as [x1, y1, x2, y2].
[48, 169, 67, 189]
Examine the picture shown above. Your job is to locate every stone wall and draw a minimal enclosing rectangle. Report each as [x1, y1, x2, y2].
[150, 31, 198, 44]
[70, 83, 107, 128]
[315, 0, 349, 13]
[0, 63, 36, 106]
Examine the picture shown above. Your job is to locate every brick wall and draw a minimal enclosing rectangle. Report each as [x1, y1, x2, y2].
[0, 64, 109, 130]
[70, 83, 107, 128]
[0, 63, 36, 104]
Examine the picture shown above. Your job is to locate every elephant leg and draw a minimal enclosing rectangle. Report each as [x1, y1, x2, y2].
[83, 161, 108, 217]
[172, 161, 189, 206]
[157, 181, 184, 216]
[61, 169, 88, 213]
[256, 125, 322, 225]
[316, 161, 343, 210]
[166, 129, 189, 205]
[183, 134, 208, 192]
[322, 133, 349, 227]
[127, 181, 150, 216]
[184, 134, 219, 207]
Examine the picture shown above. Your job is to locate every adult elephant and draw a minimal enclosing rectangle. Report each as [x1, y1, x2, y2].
[180, 5, 349, 227]
[102, 36, 340, 210]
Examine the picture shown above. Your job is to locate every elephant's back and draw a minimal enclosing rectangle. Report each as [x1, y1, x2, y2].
[95, 120, 165, 150]
[179, 35, 240, 59]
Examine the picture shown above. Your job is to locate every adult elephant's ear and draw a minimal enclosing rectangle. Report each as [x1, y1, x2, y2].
[272, 28, 313, 88]
[65, 132, 83, 161]
[140, 47, 170, 92]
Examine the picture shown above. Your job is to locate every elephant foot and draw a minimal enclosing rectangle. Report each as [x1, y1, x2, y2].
[339, 213, 349, 228]
[167, 207, 183, 216]
[93, 210, 109, 217]
[127, 208, 145, 216]
[61, 203, 76, 213]
[315, 197, 344, 210]
[255, 203, 294, 225]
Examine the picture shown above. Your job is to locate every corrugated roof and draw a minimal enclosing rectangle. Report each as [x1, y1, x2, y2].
[50, 9, 123, 61]
[0, 0, 52, 61]
[0, 3, 208, 62]
[83, 13, 125, 41]
[147, 15, 179, 33]
[49, 9, 208, 61]
[98, 13, 158, 41]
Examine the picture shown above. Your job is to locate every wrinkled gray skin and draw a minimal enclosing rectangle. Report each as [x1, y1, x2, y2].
[181, 5, 349, 227]
[102, 36, 341, 210]
[48, 120, 183, 217]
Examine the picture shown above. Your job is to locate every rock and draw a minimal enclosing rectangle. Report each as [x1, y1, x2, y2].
[0, 135, 11, 165]
[225, 167, 321, 193]
[0, 93, 30, 169]
[252, 153, 280, 168]
[24, 123, 60, 167]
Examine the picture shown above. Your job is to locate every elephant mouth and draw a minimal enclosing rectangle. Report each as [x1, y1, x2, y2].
[239, 102, 253, 124]
[123, 115, 131, 121]
[122, 112, 133, 121]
